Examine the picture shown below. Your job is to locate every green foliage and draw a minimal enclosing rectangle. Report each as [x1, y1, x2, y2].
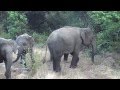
[26, 11, 84, 33]
[60, 11, 84, 27]
[89, 11, 120, 52]
[46, 11, 84, 28]
[25, 11, 49, 33]
[45, 11, 67, 30]
[0, 11, 7, 24]
[6, 11, 28, 38]
[32, 32, 48, 46]
[0, 32, 11, 39]
[0, 11, 120, 53]
[0, 24, 10, 39]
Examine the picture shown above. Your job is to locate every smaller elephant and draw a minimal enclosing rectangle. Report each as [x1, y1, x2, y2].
[0, 38, 18, 79]
[47, 26, 96, 72]
[13, 33, 35, 68]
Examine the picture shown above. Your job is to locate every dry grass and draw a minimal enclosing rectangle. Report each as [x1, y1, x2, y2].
[0, 47, 120, 79]
[32, 48, 120, 79]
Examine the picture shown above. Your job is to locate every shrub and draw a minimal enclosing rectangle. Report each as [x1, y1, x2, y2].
[6, 11, 28, 38]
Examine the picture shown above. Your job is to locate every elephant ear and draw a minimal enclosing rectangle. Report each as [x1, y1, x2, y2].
[80, 30, 89, 45]
[8, 40, 17, 54]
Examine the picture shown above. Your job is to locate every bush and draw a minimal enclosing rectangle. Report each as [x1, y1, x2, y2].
[0, 32, 11, 39]
[6, 11, 28, 38]
[89, 11, 120, 53]
[32, 32, 48, 46]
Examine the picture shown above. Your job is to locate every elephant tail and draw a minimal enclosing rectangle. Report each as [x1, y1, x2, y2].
[12, 53, 21, 64]
[42, 44, 47, 64]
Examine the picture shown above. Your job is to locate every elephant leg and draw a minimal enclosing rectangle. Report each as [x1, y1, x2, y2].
[21, 54, 27, 68]
[53, 53, 62, 72]
[64, 53, 69, 61]
[50, 54, 53, 61]
[4, 58, 12, 79]
[49, 49, 53, 61]
[70, 53, 79, 68]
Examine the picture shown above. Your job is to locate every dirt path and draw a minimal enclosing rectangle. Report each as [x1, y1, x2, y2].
[0, 47, 120, 79]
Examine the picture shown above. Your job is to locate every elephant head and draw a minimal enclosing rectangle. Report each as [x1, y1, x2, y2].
[8, 39, 19, 54]
[13, 33, 35, 68]
[80, 28, 96, 63]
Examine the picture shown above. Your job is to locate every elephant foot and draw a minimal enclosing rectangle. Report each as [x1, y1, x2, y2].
[6, 77, 11, 79]
[64, 60, 69, 63]
[70, 64, 77, 69]
[5, 74, 11, 79]
[54, 67, 61, 72]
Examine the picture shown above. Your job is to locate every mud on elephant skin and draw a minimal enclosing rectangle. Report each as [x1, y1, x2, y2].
[13, 33, 35, 69]
[47, 26, 96, 72]
[0, 38, 18, 79]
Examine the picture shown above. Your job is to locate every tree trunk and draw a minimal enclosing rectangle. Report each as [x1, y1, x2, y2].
[78, 11, 102, 33]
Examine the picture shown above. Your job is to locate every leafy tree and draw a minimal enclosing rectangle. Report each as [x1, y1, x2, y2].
[6, 11, 28, 39]
[89, 11, 120, 52]
[25, 11, 49, 33]
[0, 11, 119, 53]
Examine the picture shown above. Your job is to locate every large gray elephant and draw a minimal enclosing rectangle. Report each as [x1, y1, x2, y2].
[13, 33, 35, 68]
[47, 26, 96, 72]
[0, 38, 18, 79]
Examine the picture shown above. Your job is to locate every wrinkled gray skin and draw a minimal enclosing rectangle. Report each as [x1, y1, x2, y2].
[0, 38, 18, 79]
[13, 33, 35, 68]
[47, 26, 96, 72]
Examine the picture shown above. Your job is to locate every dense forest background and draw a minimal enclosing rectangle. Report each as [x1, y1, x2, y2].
[0, 11, 120, 53]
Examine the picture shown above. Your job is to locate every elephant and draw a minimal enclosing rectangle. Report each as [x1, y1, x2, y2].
[47, 26, 96, 72]
[0, 38, 18, 79]
[13, 33, 35, 68]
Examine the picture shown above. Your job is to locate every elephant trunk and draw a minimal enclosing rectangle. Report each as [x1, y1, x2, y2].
[12, 46, 22, 64]
[91, 38, 96, 63]
[12, 51, 21, 64]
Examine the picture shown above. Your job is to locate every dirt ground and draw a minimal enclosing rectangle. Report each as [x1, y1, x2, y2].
[0, 47, 120, 79]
